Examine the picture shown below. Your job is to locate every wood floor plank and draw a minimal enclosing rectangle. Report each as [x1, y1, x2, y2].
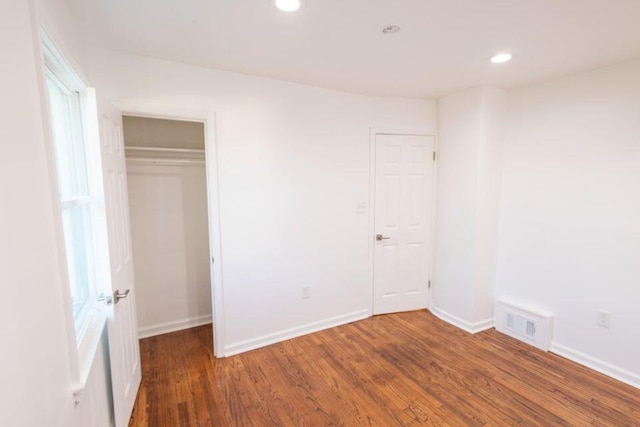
[129, 310, 640, 426]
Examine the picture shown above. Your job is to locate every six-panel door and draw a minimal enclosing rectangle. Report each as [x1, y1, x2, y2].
[373, 134, 435, 315]
[98, 98, 142, 427]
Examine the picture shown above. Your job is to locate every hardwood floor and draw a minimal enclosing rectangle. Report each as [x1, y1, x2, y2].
[129, 311, 640, 426]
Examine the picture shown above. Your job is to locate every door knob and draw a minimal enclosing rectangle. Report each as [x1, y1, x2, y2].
[376, 234, 391, 241]
[114, 289, 130, 304]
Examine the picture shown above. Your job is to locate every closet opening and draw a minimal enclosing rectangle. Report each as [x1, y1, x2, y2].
[122, 115, 214, 348]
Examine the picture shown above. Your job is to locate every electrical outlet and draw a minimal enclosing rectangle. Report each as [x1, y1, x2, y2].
[302, 286, 311, 299]
[356, 202, 367, 214]
[597, 310, 612, 328]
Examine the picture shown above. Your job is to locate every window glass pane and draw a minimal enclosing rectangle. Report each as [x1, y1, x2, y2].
[45, 74, 89, 199]
[61, 205, 93, 321]
[45, 69, 97, 339]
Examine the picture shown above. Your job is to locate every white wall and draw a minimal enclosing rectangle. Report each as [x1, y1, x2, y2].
[127, 161, 212, 337]
[496, 60, 640, 386]
[0, 1, 114, 426]
[474, 88, 507, 322]
[0, 1, 108, 425]
[432, 86, 506, 331]
[90, 50, 437, 354]
[35, 0, 89, 82]
[0, 2, 74, 425]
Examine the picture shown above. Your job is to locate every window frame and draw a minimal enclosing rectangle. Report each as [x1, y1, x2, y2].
[44, 65, 100, 341]
[37, 29, 112, 392]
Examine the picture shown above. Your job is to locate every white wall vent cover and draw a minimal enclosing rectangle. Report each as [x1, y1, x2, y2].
[496, 300, 554, 351]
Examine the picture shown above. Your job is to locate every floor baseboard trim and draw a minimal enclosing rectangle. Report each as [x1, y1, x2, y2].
[224, 309, 370, 357]
[550, 342, 640, 390]
[138, 315, 213, 339]
[429, 304, 494, 334]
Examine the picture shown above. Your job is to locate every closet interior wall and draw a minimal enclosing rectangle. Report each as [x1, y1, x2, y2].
[123, 116, 212, 338]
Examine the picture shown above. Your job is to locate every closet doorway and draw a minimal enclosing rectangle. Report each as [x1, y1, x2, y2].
[122, 116, 213, 340]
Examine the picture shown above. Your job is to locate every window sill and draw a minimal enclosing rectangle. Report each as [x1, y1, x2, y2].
[72, 307, 107, 401]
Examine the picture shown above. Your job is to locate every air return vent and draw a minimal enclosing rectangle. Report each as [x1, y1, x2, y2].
[496, 300, 554, 351]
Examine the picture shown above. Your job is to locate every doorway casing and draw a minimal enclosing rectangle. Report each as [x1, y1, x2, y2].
[122, 112, 225, 357]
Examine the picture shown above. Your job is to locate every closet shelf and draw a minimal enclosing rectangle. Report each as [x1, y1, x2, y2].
[125, 146, 205, 166]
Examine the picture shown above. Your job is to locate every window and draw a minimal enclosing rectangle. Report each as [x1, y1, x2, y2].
[43, 45, 99, 342]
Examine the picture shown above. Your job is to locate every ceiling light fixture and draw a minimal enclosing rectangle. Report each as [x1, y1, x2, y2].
[274, 0, 301, 12]
[382, 25, 401, 35]
[490, 53, 513, 64]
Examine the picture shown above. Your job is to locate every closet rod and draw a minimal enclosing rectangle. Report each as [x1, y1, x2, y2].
[125, 146, 205, 155]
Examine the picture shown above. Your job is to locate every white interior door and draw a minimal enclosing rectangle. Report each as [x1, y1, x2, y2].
[373, 134, 435, 315]
[98, 98, 142, 427]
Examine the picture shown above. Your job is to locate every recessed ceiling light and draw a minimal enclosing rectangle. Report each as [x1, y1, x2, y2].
[382, 25, 401, 35]
[274, 0, 301, 12]
[490, 53, 513, 64]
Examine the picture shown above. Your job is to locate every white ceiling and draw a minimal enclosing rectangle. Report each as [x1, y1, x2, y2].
[67, 0, 640, 98]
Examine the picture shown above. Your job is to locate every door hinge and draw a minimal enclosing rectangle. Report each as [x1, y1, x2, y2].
[211, 257, 215, 264]
[428, 280, 432, 289]
[433, 152, 437, 161]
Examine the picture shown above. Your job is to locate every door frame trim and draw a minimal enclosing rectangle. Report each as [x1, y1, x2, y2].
[121, 112, 225, 357]
[367, 127, 439, 317]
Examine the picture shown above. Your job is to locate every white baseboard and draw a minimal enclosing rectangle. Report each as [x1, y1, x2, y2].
[224, 309, 370, 357]
[138, 314, 213, 339]
[550, 342, 640, 390]
[429, 304, 494, 334]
